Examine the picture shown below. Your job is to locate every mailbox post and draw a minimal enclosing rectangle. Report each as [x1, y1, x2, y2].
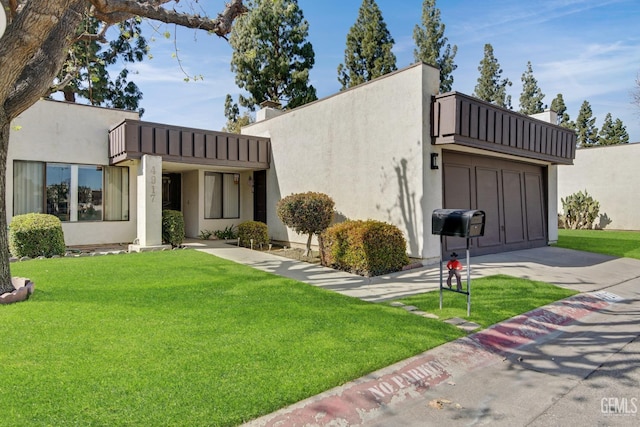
[432, 209, 485, 316]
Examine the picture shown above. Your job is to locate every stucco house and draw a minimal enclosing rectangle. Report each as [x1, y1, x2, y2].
[7, 63, 575, 261]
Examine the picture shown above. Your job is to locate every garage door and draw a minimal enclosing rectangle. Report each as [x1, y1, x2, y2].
[442, 151, 547, 256]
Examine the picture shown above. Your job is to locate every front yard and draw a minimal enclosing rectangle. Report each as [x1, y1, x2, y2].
[2, 249, 576, 426]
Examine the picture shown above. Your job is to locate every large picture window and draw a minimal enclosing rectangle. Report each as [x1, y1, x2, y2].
[204, 172, 240, 219]
[13, 160, 129, 222]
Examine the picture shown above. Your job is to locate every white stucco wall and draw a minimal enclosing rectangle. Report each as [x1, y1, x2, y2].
[8, 99, 139, 245]
[243, 63, 441, 259]
[558, 143, 640, 230]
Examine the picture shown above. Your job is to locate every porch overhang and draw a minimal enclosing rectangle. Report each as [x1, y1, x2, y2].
[109, 119, 271, 169]
[432, 92, 576, 165]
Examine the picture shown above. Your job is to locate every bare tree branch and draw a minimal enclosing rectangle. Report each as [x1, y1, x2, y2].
[89, 0, 247, 37]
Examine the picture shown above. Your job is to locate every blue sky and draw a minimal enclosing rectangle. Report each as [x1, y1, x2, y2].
[127, 0, 640, 141]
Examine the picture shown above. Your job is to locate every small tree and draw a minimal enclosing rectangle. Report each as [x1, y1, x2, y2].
[276, 192, 335, 256]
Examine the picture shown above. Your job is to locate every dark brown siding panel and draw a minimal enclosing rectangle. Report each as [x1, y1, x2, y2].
[155, 128, 167, 155]
[205, 134, 216, 159]
[194, 133, 205, 158]
[470, 103, 479, 139]
[259, 140, 269, 163]
[169, 130, 181, 156]
[217, 135, 227, 159]
[182, 131, 193, 158]
[238, 138, 248, 162]
[141, 125, 153, 154]
[249, 140, 258, 163]
[125, 122, 139, 152]
[229, 138, 239, 161]
[487, 109, 495, 143]
[460, 99, 471, 137]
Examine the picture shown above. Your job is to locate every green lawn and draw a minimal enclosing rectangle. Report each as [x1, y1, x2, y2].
[556, 229, 640, 259]
[3, 250, 465, 426]
[2, 250, 578, 426]
[392, 274, 577, 328]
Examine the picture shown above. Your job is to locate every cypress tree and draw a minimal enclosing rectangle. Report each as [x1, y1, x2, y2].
[413, 0, 457, 93]
[575, 100, 599, 147]
[229, 0, 317, 110]
[337, 0, 397, 90]
[598, 113, 629, 145]
[473, 44, 512, 109]
[518, 61, 546, 115]
[550, 93, 574, 129]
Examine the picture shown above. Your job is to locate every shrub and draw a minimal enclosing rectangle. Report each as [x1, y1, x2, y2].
[214, 225, 238, 241]
[199, 230, 213, 240]
[276, 192, 335, 256]
[322, 220, 409, 277]
[561, 190, 600, 229]
[162, 210, 185, 247]
[237, 221, 269, 248]
[9, 213, 66, 258]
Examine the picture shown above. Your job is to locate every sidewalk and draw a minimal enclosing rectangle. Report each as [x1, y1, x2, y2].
[187, 240, 640, 426]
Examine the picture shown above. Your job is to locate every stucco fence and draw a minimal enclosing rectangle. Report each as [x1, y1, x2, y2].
[557, 143, 640, 230]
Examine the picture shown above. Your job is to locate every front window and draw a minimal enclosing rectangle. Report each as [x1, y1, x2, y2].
[46, 163, 71, 221]
[204, 172, 240, 219]
[14, 160, 128, 222]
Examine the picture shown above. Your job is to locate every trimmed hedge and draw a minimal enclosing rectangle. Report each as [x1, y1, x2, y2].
[162, 210, 185, 247]
[238, 221, 269, 248]
[9, 213, 66, 258]
[322, 220, 409, 277]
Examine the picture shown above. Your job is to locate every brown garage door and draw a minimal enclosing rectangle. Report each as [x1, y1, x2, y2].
[442, 151, 547, 256]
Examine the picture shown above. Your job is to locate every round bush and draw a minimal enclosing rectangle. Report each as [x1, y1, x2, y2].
[237, 221, 269, 248]
[9, 213, 66, 258]
[162, 210, 185, 247]
[322, 220, 409, 276]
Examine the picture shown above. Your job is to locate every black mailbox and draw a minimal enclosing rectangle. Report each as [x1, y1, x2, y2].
[432, 209, 485, 238]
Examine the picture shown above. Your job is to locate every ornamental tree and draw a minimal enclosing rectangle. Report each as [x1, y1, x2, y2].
[518, 61, 545, 115]
[413, 0, 457, 93]
[337, 0, 397, 90]
[473, 43, 512, 109]
[229, 0, 317, 110]
[276, 192, 335, 257]
[0, 0, 247, 295]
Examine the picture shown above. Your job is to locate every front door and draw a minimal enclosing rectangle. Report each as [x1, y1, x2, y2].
[253, 170, 267, 223]
[162, 173, 181, 211]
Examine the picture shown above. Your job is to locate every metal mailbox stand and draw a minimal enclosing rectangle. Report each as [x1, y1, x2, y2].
[432, 209, 486, 317]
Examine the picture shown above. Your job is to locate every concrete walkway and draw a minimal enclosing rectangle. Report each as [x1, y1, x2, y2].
[186, 240, 640, 426]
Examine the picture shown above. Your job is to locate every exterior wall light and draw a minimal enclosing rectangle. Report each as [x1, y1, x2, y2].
[430, 153, 439, 170]
[233, 173, 240, 184]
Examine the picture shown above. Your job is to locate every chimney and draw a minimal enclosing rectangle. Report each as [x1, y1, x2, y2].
[529, 109, 558, 125]
[256, 100, 284, 122]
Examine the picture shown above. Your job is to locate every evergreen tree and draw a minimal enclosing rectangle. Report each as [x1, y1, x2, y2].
[575, 100, 599, 147]
[222, 94, 254, 133]
[337, 0, 397, 89]
[230, 0, 317, 110]
[550, 93, 574, 129]
[598, 113, 629, 145]
[473, 44, 512, 109]
[518, 61, 545, 115]
[413, 0, 457, 93]
[53, 16, 148, 113]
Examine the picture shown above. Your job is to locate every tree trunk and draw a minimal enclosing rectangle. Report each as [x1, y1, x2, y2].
[0, 117, 14, 295]
[305, 233, 313, 257]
